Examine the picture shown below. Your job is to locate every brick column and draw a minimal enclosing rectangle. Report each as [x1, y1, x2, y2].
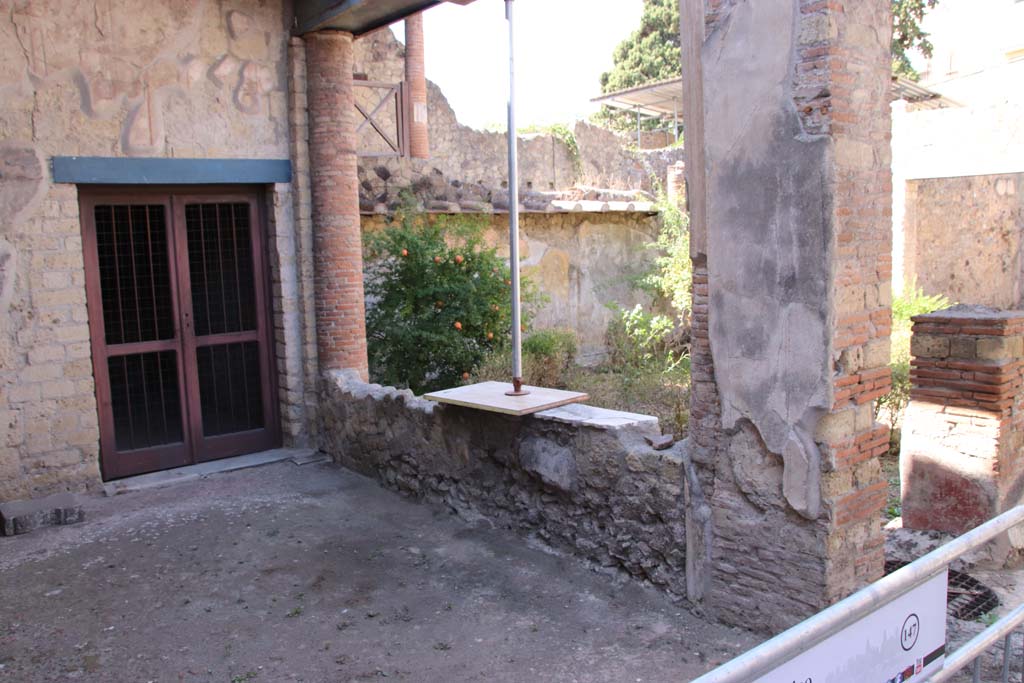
[305, 31, 368, 379]
[682, 0, 892, 631]
[901, 306, 1024, 534]
[404, 13, 429, 159]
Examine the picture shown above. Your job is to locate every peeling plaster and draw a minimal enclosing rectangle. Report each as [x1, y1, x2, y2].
[703, 0, 833, 519]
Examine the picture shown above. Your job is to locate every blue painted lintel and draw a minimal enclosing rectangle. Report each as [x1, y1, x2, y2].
[51, 157, 292, 185]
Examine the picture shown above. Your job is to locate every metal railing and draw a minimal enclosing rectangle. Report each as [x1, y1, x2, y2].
[692, 505, 1024, 683]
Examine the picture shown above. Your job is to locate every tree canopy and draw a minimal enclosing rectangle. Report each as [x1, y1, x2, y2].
[599, 0, 681, 95]
[892, 0, 939, 80]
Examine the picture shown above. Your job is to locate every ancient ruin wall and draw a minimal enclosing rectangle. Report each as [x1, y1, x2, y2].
[903, 174, 1024, 309]
[362, 211, 663, 364]
[320, 370, 690, 597]
[684, 0, 892, 631]
[0, 0, 306, 501]
[351, 28, 665, 207]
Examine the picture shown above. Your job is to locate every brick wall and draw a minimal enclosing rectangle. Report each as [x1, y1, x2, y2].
[901, 307, 1024, 534]
[810, 0, 893, 604]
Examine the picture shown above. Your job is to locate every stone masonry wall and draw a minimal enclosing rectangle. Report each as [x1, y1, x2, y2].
[901, 306, 1024, 535]
[351, 28, 661, 207]
[903, 174, 1024, 309]
[320, 370, 691, 597]
[684, 0, 892, 631]
[0, 0, 308, 501]
[362, 211, 663, 364]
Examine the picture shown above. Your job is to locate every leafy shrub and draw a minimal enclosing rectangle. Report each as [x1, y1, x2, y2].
[472, 329, 577, 389]
[364, 205, 529, 394]
[606, 304, 679, 371]
[638, 184, 692, 318]
[876, 282, 952, 448]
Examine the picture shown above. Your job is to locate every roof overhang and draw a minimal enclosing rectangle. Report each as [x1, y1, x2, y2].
[592, 74, 961, 120]
[591, 77, 684, 120]
[295, 0, 475, 37]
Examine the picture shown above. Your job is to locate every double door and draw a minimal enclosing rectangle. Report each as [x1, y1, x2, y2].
[81, 189, 279, 479]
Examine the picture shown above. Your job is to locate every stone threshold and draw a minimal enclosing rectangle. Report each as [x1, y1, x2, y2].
[101, 448, 324, 497]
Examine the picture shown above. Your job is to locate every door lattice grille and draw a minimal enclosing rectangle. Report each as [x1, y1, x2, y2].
[185, 203, 257, 336]
[94, 204, 175, 345]
[196, 342, 265, 437]
[107, 351, 183, 451]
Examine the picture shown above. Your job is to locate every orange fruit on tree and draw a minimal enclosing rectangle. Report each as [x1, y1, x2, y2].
[454, 321, 462, 330]
[487, 332, 494, 340]
[462, 372, 470, 380]
[434, 256, 442, 264]
[454, 254, 464, 264]
[401, 248, 408, 257]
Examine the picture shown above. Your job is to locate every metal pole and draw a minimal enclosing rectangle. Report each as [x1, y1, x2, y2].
[505, 0, 527, 396]
[635, 105, 641, 147]
[673, 97, 679, 142]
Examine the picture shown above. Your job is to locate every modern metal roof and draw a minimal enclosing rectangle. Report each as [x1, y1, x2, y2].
[891, 75, 959, 109]
[592, 74, 959, 119]
[295, 0, 475, 36]
[590, 76, 685, 120]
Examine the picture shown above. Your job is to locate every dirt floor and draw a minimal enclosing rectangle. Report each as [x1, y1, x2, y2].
[0, 461, 758, 683]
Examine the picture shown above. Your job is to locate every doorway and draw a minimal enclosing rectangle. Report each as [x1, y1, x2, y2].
[80, 187, 280, 480]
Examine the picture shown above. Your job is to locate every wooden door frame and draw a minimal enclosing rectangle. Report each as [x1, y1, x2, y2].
[79, 185, 282, 480]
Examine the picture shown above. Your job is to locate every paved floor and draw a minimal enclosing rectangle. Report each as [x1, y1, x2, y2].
[0, 461, 758, 683]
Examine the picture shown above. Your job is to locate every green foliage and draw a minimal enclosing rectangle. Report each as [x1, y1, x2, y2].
[606, 304, 679, 371]
[892, 281, 951, 324]
[596, 0, 681, 132]
[892, 0, 939, 79]
[473, 329, 577, 389]
[876, 282, 952, 439]
[638, 184, 692, 318]
[364, 204, 527, 394]
[600, 0, 681, 94]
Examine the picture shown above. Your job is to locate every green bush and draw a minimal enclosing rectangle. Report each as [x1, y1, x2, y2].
[472, 329, 577, 389]
[364, 205, 529, 394]
[638, 184, 692, 318]
[876, 282, 952, 447]
[606, 304, 678, 371]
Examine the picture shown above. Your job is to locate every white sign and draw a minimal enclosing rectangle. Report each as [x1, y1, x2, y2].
[755, 570, 947, 683]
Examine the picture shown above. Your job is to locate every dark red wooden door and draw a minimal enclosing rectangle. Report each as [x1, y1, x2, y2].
[82, 189, 279, 480]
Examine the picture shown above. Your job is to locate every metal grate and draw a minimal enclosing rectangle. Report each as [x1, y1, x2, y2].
[185, 203, 257, 336]
[886, 560, 1001, 620]
[107, 351, 183, 451]
[94, 204, 175, 345]
[196, 342, 264, 437]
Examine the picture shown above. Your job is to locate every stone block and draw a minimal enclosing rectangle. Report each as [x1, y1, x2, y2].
[519, 436, 577, 492]
[910, 334, 949, 359]
[977, 336, 1023, 361]
[0, 492, 84, 536]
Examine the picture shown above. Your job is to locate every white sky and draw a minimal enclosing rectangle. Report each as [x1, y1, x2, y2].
[392, 0, 644, 130]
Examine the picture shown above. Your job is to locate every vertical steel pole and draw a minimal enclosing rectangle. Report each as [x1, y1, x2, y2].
[505, 0, 527, 395]
[674, 97, 680, 142]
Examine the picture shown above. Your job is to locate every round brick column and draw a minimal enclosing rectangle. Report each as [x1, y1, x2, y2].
[305, 31, 368, 379]
[404, 13, 429, 159]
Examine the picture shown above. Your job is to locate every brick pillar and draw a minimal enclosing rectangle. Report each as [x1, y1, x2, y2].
[305, 31, 368, 379]
[681, 0, 892, 632]
[404, 13, 429, 159]
[901, 306, 1024, 534]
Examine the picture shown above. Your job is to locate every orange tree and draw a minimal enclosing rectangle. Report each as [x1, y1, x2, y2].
[364, 207, 526, 394]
